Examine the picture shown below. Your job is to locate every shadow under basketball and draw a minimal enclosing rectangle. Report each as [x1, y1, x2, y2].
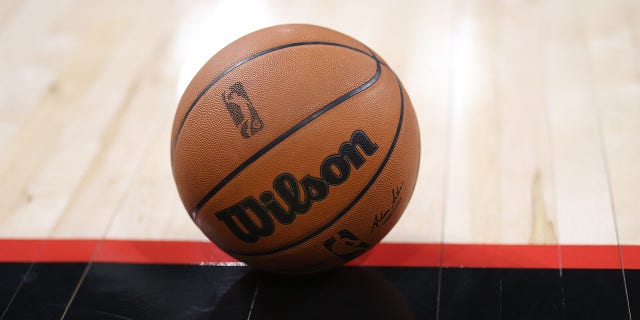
[210, 267, 416, 320]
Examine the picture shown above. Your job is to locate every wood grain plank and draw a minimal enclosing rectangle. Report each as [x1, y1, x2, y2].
[441, 0, 570, 245]
[51, 36, 180, 239]
[0, 2, 136, 236]
[444, 0, 502, 243]
[602, 0, 640, 247]
[103, 111, 204, 241]
[582, 0, 640, 248]
[496, 0, 558, 244]
[541, 0, 618, 245]
[383, 0, 455, 243]
[0, 0, 84, 149]
[51, 19, 199, 239]
[0, 2, 173, 237]
[0, 0, 23, 30]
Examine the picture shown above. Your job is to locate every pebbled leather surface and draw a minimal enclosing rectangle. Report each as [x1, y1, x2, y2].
[171, 24, 420, 273]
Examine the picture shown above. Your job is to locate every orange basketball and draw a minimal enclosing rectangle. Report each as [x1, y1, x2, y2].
[171, 24, 420, 274]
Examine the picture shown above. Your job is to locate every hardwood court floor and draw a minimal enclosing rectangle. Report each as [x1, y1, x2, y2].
[0, 0, 639, 319]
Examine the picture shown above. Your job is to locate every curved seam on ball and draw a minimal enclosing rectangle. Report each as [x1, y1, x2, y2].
[171, 41, 380, 164]
[224, 63, 405, 257]
[191, 60, 383, 219]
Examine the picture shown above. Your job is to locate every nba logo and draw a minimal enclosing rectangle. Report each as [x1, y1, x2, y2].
[221, 82, 264, 139]
[323, 229, 371, 260]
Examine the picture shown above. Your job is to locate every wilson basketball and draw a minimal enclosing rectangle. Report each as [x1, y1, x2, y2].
[171, 24, 420, 274]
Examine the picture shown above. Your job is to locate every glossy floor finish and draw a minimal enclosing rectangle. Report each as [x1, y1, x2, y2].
[0, 0, 639, 319]
[0, 263, 638, 320]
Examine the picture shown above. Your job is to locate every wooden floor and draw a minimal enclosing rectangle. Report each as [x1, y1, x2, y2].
[1, 1, 640, 319]
[0, 0, 639, 249]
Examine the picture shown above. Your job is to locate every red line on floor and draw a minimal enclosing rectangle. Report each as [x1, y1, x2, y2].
[348, 243, 441, 267]
[94, 239, 237, 264]
[0, 239, 638, 269]
[441, 244, 560, 269]
[562, 245, 622, 269]
[0, 239, 43, 262]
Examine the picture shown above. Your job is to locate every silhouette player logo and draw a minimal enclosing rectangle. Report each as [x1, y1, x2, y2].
[222, 82, 264, 138]
[323, 229, 371, 260]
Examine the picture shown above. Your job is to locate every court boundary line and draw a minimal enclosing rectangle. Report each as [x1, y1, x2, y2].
[1, 239, 638, 269]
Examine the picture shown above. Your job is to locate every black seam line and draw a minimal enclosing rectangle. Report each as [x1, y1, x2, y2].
[226, 65, 405, 257]
[170, 41, 379, 163]
[191, 60, 383, 219]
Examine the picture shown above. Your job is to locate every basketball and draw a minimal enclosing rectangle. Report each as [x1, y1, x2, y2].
[171, 24, 420, 274]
